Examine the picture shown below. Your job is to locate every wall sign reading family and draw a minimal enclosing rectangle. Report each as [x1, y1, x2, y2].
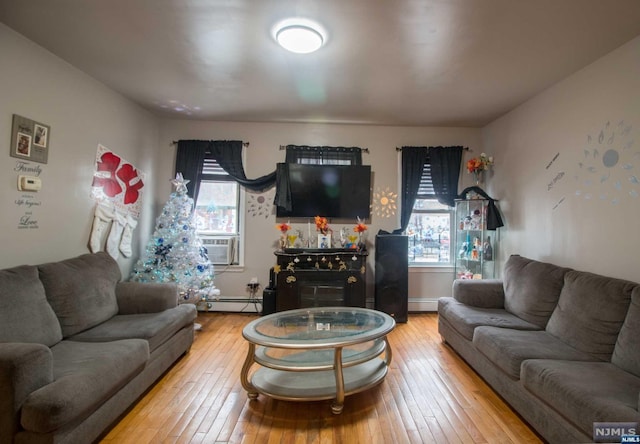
[10, 114, 50, 164]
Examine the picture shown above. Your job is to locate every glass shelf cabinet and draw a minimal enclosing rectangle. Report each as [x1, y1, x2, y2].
[454, 199, 497, 280]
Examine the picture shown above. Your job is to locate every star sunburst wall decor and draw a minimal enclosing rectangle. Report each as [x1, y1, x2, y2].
[372, 186, 397, 218]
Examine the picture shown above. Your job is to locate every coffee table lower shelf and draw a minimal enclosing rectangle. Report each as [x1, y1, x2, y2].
[249, 358, 388, 413]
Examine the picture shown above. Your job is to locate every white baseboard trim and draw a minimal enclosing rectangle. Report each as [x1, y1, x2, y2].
[197, 296, 441, 313]
[408, 298, 439, 312]
[197, 297, 262, 314]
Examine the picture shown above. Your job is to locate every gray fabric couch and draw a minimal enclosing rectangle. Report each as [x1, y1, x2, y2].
[0, 252, 197, 444]
[438, 254, 640, 443]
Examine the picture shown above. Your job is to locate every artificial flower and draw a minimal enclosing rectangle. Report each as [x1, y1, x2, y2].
[276, 222, 291, 233]
[314, 216, 330, 234]
[354, 222, 367, 233]
[466, 153, 494, 173]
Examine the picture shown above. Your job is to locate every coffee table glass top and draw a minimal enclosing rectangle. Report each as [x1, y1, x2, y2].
[243, 307, 395, 348]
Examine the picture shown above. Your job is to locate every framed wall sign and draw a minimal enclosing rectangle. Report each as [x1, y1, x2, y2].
[10, 114, 50, 164]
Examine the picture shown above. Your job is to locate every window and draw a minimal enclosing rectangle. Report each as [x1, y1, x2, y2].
[407, 199, 452, 264]
[194, 157, 241, 265]
[406, 158, 454, 265]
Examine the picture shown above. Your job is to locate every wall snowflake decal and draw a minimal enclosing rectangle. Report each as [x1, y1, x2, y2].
[246, 188, 275, 218]
[574, 120, 636, 205]
[372, 187, 397, 218]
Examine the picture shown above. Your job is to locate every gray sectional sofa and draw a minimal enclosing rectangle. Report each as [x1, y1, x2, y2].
[438, 254, 640, 443]
[0, 252, 197, 444]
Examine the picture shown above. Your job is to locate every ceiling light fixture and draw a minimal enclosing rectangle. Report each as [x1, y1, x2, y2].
[273, 19, 326, 54]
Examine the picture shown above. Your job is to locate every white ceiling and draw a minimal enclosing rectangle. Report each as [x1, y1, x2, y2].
[1, 0, 640, 127]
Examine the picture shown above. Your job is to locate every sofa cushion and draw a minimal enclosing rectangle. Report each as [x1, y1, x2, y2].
[38, 252, 121, 337]
[503, 255, 571, 328]
[20, 339, 149, 433]
[438, 297, 540, 341]
[473, 326, 598, 379]
[70, 304, 196, 352]
[0, 265, 62, 346]
[612, 286, 640, 378]
[546, 270, 636, 361]
[522, 359, 640, 437]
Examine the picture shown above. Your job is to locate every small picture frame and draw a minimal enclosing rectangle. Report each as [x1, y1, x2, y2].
[10, 114, 50, 164]
[33, 124, 49, 148]
[15, 132, 32, 157]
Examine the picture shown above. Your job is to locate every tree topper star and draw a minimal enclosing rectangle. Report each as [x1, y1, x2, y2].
[171, 173, 190, 194]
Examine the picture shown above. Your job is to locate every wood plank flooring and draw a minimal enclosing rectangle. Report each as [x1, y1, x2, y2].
[100, 312, 542, 443]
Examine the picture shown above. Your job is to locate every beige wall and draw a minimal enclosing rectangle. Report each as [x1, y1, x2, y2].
[483, 36, 640, 281]
[0, 24, 159, 276]
[158, 120, 483, 306]
[4, 18, 637, 306]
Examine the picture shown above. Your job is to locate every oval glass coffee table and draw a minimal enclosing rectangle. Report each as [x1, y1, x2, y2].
[240, 307, 395, 414]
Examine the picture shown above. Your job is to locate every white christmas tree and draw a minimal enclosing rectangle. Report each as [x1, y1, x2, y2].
[130, 173, 214, 303]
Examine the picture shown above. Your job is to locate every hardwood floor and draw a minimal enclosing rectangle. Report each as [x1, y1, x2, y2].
[101, 312, 542, 443]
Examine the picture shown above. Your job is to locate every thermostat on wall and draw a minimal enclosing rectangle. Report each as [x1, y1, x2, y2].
[18, 175, 42, 192]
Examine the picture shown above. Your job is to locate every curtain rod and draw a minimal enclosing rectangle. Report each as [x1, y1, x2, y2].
[170, 141, 249, 147]
[279, 145, 369, 153]
[395, 146, 470, 151]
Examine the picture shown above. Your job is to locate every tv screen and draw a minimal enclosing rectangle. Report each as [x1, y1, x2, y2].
[276, 164, 371, 219]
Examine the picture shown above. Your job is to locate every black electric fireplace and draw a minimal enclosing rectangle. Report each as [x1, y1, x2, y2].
[273, 249, 367, 312]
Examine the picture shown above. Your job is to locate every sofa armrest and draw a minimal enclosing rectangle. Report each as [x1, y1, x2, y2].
[452, 279, 505, 308]
[0, 343, 53, 441]
[116, 282, 179, 314]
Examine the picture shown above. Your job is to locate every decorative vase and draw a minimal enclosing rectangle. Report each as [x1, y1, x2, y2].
[473, 170, 484, 185]
[318, 233, 331, 249]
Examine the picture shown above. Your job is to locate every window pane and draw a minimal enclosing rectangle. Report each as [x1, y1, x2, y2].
[412, 198, 449, 211]
[406, 202, 452, 264]
[195, 181, 238, 234]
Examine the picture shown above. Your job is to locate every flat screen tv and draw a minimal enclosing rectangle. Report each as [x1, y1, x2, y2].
[276, 163, 371, 219]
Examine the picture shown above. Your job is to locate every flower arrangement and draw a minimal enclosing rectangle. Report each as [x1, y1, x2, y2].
[276, 222, 291, 233]
[467, 153, 494, 184]
[314, 216, 331, 235]
[466, 153, 493, 173]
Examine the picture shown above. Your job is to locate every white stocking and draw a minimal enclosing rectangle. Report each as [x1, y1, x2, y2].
[119, 213, 138, 258]
[89, 203, 114, 253]
[106, 210, 126, 259]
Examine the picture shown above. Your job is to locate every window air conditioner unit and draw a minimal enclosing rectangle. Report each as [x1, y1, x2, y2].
[201, 236, 238, 265]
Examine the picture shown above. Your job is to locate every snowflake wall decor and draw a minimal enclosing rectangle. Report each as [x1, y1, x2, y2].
[246, 188, 275, 218]
[574, 120, 636, 205]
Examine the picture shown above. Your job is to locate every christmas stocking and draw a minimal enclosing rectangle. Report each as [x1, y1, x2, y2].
[119, 213, 138, 258]
[89, 203, 114, 253]
[106, 210, 126, 259]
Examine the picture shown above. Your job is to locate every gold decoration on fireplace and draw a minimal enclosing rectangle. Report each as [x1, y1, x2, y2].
[286, 262, 296, 272]
[338, 261, 347, 271]
[347, 276, 358, 284]
[286, 276, 297, 283]
[360, 266, 366, 274]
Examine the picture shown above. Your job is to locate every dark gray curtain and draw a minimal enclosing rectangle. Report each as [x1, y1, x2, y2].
[208, 140, 276, 191]
[400, 147, 429, 232]
[175, 140, 276, 201]
[284, 145, 363, 165]
[400, 145, 464, 232]
[430, 146, 463, 207]
[175, 140, 208, 201]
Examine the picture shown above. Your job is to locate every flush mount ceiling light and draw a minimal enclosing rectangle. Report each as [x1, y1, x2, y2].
[273, 18, 326, 54]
